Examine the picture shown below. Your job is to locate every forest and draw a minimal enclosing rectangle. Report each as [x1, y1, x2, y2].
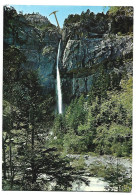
[3, 6, 133, 191]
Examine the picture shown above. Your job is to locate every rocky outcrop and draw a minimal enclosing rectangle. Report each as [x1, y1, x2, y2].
[25, 13, 50, 26]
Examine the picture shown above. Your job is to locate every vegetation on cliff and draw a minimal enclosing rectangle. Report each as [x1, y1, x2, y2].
[63, 7, 133, 40]
[107, 6, 133, 34]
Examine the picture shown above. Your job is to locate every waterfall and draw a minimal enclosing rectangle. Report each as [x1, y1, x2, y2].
[56, 40, 63, 114]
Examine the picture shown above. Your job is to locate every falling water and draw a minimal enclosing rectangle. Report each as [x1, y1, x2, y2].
[56, 40, 63, 114]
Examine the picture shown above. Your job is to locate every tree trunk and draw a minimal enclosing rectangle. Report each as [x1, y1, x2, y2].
[9, 142, 13, 189]
[2, 138, 7, 179]
[31, 126, 35, 184]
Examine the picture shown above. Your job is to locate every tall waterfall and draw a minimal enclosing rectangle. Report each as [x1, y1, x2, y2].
[56, 40, 63, 114]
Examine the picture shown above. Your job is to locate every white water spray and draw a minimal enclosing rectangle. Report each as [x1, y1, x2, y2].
[56, 40, 63, 114]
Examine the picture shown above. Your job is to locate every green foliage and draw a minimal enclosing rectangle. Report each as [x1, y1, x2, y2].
[108, 7, 122, 16]
[117, 32, 122, 36]
[65, 95, 87, 130]
[94, 124, 131, 156]
[3, 46, 26, 87]
[63, 129, 82, 153]
[63, 129, 89, 153]
[4, 6, 18, 37]
[53, 76, 132, 157]
[104, 163, 132, 192]
[108, 6, 133, 17]
[87, 65, 111, 103]
[64, 14, 80, 25]
[71, 156, 86, 171]
[64, 9, 106, 27]
[63, 9, 108, 38]
[107, 6, 133, 34]
[59, 95, 96, 153]
[93, 77, 132, 156]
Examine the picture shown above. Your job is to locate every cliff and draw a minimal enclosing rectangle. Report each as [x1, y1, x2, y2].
[4, 6, 61, 95]
[3, 6, 133, 103]
[60, 7, 133, 102]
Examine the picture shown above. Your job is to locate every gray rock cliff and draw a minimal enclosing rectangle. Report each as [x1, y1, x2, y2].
[4, 6, 133, 103]
[60, 35, 133, 102]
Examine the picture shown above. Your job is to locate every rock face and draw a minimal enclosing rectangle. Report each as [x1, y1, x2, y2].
[19, 27, 60, 94]
[25, 13, 50, 26]
[59, 7, 133, 102]
[4, 8, 61, 94]
[4, 6, 133, 102]
[63, 36, 133, 71]
[60, 35, 133, 102]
